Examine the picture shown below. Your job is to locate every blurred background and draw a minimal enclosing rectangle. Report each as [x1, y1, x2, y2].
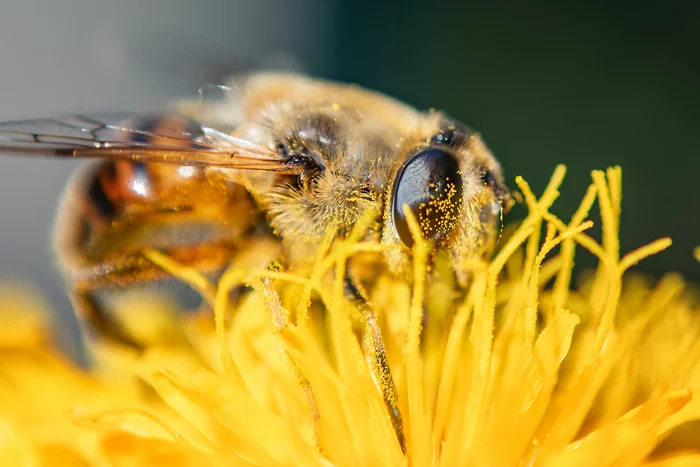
[0, 0, 698, 359]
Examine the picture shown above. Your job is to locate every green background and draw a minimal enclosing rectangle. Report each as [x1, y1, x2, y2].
[319, 0, 699, 280]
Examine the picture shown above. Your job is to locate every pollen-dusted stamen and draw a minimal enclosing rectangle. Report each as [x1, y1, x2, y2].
[0, 166, 698, 466]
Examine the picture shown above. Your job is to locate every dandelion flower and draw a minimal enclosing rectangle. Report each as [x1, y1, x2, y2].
[0, 165, 698, 466]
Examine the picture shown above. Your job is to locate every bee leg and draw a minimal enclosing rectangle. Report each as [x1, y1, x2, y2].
[70, 242, 239, 290]
[67, 242, 241, 349]
[70, 290, 145, 350]
[344, 269, 406, 452]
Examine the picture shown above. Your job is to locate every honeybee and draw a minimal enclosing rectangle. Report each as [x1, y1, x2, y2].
[0, 73, 509, 345]
[0, 73, 510, 448]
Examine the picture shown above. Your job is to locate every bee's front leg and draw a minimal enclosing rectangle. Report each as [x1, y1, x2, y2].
[344, 267, 406, 452]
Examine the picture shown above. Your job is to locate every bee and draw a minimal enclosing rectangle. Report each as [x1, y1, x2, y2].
[0, 73, 509, 345]
[0, 73, 510, 448]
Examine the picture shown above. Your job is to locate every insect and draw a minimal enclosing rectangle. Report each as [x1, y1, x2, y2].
[0, 73, 510, 448]
[0, 73, 509, 344]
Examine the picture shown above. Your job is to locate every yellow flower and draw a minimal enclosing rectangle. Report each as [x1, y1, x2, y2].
[0, 166, 699, 466]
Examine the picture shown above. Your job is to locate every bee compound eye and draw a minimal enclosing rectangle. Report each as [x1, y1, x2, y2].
[391, 147, 464, 248]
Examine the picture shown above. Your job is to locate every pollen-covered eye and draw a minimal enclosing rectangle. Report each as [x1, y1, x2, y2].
[391, 147, 464, 247]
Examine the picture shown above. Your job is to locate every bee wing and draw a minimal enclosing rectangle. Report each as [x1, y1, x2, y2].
[0, 112, 301, 174]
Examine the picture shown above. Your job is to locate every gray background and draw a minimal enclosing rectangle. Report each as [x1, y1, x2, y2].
[0, 0, 331, 359]
[1, 0, 698, 360]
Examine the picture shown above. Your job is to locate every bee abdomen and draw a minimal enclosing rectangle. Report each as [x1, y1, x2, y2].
[53, 160, 147, 269]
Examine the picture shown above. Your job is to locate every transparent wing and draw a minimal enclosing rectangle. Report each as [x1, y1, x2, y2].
[0, 112, 300, 173]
